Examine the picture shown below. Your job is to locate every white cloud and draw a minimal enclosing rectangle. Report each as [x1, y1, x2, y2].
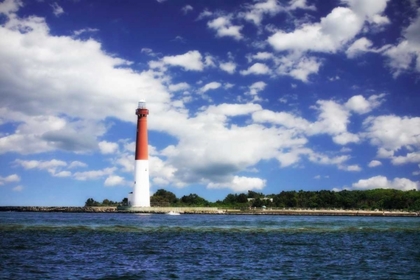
[208, 176, 266, 192]
[275, 55, 321, 82]
[288, 0, 316, 11]
[345, 94, 384, 114]
[363, 115, 420, 155]
[240, 63, 271, 75]
[73, 28, 99, 37]
[252, 110, 309, 130]
[0, 0, 21, 15]
[14, 159, 70, 177]
[346, 37, 373, 58]
[98, 141, 119, 154]
[73, 167, 115, 181]
[253, 94, 385, 146]
[14, 159, 67, 170]
[207, 16, 243, 40]
[197, 9, 213, 20]
[240, 0, 281, 26]
[104, 175, 127, 187]
[352, 176, 419, 191]
[0, 174, 20, 185]
[247, 81, 267, 97]
[168, 82, 190, 92]
[392, 152, 420, 165]
[12, 185, 23, 192]
[342, 0, 390, 24]
[251, 52, 273, 60]
[383, 9, 420, 76]
[54, 171, 71, 177]
[368, 160, 382, 167]
[340, 164, 362, 172]
[68, 161, 87, 169]
[181, 5, 193, 14]
[51, 3, 64, 17]
[198, 82, 221, 93]
[268, 0, 389, 55]
[307, 100, 355, 143]
[332, 132, 360, 145]
[161, 50, 204, 71]
[219, 62, 236, 74]
[204, 55, 216, 67]
[268, 7, 362, 53]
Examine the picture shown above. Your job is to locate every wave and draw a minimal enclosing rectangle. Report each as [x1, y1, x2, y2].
[1, 224, 419, 233]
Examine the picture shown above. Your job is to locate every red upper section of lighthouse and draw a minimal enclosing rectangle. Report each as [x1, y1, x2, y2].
[135, 103, 149, 160]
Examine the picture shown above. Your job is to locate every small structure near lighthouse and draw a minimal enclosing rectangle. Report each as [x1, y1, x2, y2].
[128, 100, 150, 207]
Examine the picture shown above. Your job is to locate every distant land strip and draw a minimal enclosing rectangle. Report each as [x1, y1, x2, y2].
[0, 206, 419, 217]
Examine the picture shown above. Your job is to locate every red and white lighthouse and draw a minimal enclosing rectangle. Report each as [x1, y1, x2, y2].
[128, 100, 150, 207]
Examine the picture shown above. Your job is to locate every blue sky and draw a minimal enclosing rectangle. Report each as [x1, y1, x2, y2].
[0, 0, 419, 206]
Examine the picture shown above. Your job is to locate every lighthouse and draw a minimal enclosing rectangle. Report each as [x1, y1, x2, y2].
[128, 100, 150, 207]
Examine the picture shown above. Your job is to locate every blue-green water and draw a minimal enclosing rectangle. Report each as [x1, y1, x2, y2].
[1, 213, 419, 279]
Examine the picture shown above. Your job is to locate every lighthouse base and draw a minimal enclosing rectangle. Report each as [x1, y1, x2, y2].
[128, 160, 150, 207]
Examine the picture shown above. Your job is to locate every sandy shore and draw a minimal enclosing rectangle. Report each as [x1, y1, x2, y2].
[0, 206, 419, 217]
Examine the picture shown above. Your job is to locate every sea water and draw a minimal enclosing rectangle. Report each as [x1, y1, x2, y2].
[0, 212, 419, 279]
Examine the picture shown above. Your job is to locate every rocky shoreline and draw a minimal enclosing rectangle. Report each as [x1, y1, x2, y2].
[0, 206, 419, 216]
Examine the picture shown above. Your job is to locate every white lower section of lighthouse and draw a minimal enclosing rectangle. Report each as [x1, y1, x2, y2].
[130, 160, 150, 207]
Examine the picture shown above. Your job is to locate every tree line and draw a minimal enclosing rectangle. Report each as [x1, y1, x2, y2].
[85, 188, 420, 211]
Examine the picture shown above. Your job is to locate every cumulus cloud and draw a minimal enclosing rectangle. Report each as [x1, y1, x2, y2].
[346, 37, 374, 58]
[240, 0, 281, 26]
[265, 0, 390, 80]
[352, 176, 419, 191]
[287, 0, 316, 11]
[161, 50, 204, 71]
[207, 16, 243, 40]
[219, 62, 236, 74]
[392, 152, 420, 165]
[267, 7, 364, 53]
[12, 185, 23, 191]
[382, 8, 420, 76]
[340, 164, 362, 172]
[363, 115, 420, 158]
[276, 55, 321, 82]
[181, 5, 193, 14]
[207, 176, 266, 192]
[345, 94, 385, 114]
[240, 63, 271, 75]
[51, 3, 64, 17]
[368, 160, 382, 167]
[73, 167, 115, 181]
[307, 100, 356, 144]
[68, 161, 87, 169]
[14, 159, 70, 177]
[0, 174, 20, 185]
[198, 82, 221, 93]
[168, 82, 190, 92]
[252, 110, 309, 130]
[73, 28, 99, 37]
[251, 52, 273, 61]
[247, 81, 267, 98]
[104, 175, 127, 187]
[14, 159, 67, 170]
[0, 0, 21, 15]
[98, 141, 119, 154]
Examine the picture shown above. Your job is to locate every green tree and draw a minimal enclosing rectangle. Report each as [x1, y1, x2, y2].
[85, 198, 99, 206]
[180, 193, 209, 206]
[151, 189, 178, 206]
